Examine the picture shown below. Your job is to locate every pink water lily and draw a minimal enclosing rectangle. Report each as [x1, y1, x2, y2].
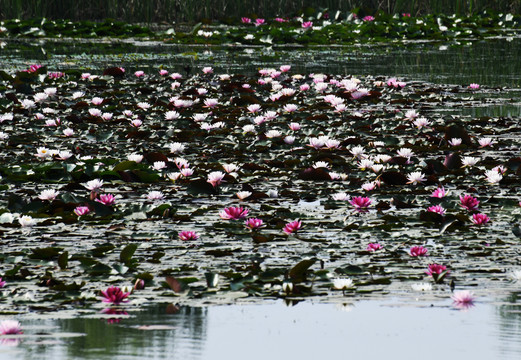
[452, 290, 475, 310]
[471, 213, 490, 225]
[283, 220, 302, 235]
[96, 194, 115, 206]
[430, 187, 448, 198]
[207, 171, 225, 187]
[426, 263, 449, 277]
[409, 246, 428, 257]
[244, 218, 265, 230]
[460, 195, 479, 211]
[219, 207, 249, 220]
[74, 206, 90, 216]
[100, 286, 130, 304]
[366, 243, 382, 252]
[427, 205, 446, 216]
[349, 196, 372, 211]
[178, 231, 200, 241]
[0, 320, 22, 335]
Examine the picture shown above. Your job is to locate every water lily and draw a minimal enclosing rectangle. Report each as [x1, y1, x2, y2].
[349, 196, 372, 211]
[283, 220, 302, 235]
[96, 194, 116, 206]
[84, 179, 103, 191]
[430, 187, 448, 198]
[411, 282, 432, 292]
[332, 192, 350, 201]
[452, 290, 475, 309]
[207, 171, 225, 187]
[460, 195, 479, 211]
[484, 169, 502, 184]
[413, 117, 430, 129]
[38, 189, 59, 201]
[448, 138, 462, 146]
[74, 206, 90, 216]
[406, 171, 427, 185]
[471, 213, 490, 225]
[244, 218, 264, 230]
[35, 146, 51, 159]
[18, 215, 35, 227]
[0, 320, 22, 335]
[409, 246, 428, 257]
[332, 278, 354, 290]
[100, 286, 130, 305]
[236, 191, 252, 200]
[283, 104, 298, 112]
[168, 142, 186, 153]
[145, 191, 164, 201]
[178, 231, 200, 241]
[349, 145, 366, 159]
[127, 153, 143, 163]
[222, 164, 239, 173]
[478, 137, 494, 147]
[404, 109, 419, 120]
[137, 102, 150, 110]
[219, 207, 249, 220]
[461, 156, 479, 167]
[366, 243, 382, 252]
[91, 97, 103, 105]
[180, 168, 193, 177]
[152, 161, 167, 171]
[88, 108, 102, 117]
[426, 263, 449, 283]
[427, 204, 446, 216]
[165, 111, 180, 120]
[361, 182, 377, 191]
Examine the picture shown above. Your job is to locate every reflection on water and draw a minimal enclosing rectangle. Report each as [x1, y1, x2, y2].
[497, 293, 521, 359]
[2, 297, 521, 359]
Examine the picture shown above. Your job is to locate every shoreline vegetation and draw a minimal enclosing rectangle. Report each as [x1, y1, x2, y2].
[1, 0, 521, 23]
[0, 11, 520, 45]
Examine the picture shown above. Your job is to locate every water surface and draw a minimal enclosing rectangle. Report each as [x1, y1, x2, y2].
[2, 297, 521, 360]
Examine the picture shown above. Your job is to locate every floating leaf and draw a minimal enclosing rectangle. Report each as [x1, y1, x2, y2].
[120, 243, 138, 263]
[288, 258, 316, 283]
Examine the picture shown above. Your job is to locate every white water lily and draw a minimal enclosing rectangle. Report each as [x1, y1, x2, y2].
[411, 283, 433, 292]
[332, 278, 354, 290]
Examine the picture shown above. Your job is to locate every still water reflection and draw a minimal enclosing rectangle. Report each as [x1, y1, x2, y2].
[2, 297, 521, 360]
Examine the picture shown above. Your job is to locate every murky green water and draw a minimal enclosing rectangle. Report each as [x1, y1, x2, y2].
[2, 296, 521, 360]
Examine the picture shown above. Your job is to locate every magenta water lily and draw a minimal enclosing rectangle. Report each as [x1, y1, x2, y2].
[219, 207, 249, 220]
[101, 286, 130, 305]
[283, 220, 302, 235]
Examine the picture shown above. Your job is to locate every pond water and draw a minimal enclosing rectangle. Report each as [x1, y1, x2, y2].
[1, 35, 521, 357]
[3, 37, 521, 118]
[2, 295, 521, 360]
